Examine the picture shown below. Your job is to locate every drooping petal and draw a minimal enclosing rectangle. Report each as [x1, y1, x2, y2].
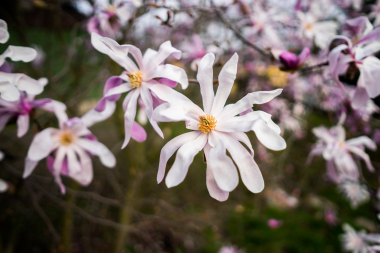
[17, 114, 29, 138]
[144, 64, 188, 89]
[358, 56, 380, 98]
[346, 145, 375, 172]
[140, 85, 164, 138]
[216, 89, 283, 121]
[204, 144, 229, 201]
[157, 131, 202, 183]
[221, 132, 265, 193]
[27, 128, 56, 161]
[131, 121, 147, 142]
[0, 80, 20, 101]
[252, 119, 286, 151]
[0, 20, 9, 44]
[145, 41, 182, 73]
[40, 100, 68, 127]
[66, 146, 82, 174]
[196, 53, 215, 114]
[53, 146, 67, 194]
[306, 146, 325, 164]
[0, 46, 37, 65]
[165, 133, 207, 188]
[23, 158, 39, 178]
[207, 131, 239, 192]
[345, 136, 376, 150]
[211, 53, 238, 116]
[70, 145, 94, 186]
[122, 89, 140, 148]
[76, 138, 116, 168]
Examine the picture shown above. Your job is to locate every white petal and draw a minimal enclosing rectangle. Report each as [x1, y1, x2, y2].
[211, 53, 238, 116]
[358, 56, 380, 98]
[23, 158, 39, 178]
[204, 144, 229, 201]
[17, 114, 29, 138]
[0, 179, 7, 192]
[165, 133, 207, 188]
[122, 89, 140, 148]
[346, 145, 375, 172]
[196, 53, 215, 114]
[66, 146, 81, 174]
[0, 80, 20, 101]
[1, 46, 37, 63]
[27, 128, 55, 161]
[207, 131, 239, 192]
[0, 19, 9, 44]
[144, 64, 188, 89]
[345, 136, 376, 150]
[221, 132, 264, 193]
[81, 100, 116, 128]
[252, 120, 286, 151]
[145, 41, 182, 73]
[157, 131, 202, 183]
[226, 132, 253, 155]
[216, 89, 283, 121]
[71, 145, 94, 186]
[76, 138, 116, 168]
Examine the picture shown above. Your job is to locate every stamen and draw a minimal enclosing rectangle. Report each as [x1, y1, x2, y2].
[198, 114, 217, 133]
[126, 71, 143, 88]
[60, 133, 74, 146]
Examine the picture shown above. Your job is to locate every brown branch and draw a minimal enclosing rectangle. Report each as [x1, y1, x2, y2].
[299, 61, 329, 73]
[211, 2, 270, 58]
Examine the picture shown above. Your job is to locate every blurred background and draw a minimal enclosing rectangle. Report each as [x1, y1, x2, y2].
[0, 0, 380, 252]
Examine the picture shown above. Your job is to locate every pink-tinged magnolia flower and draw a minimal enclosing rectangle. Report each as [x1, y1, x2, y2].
[181, 34, 222, 71]
[0, 19, 40, 101]
[91, 33, 188, 148]
[328, 17, 380, 109]
[308, 124, 376, 183]
[268, 219, 282, 229]
[0, 92, 58, 138]
[151, 53, 286, 201]
[271, 47, 310, 71]
[23, 106, 116, 194]
[87, 0, 141, 39]
[297, 11, 338, 49]
[0, 151, 7, 192]
[341, 223, 380, 253]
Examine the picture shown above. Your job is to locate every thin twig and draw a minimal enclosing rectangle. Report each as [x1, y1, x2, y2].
[300, 61, 329, 73]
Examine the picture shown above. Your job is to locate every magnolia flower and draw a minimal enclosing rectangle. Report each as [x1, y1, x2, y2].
[0, 19, 40, 101]
[0, 92, 59, 138]
[218, 246, 241, 253]
[339, 181, 370, 208]
[151, 53, 286, 201]
[181, 34, 222, 71]
[87, 0, 142, 39]
[0, 151, 7, 192]
[91, 33, 188, 148]
[24, 104, 116, 194]
[271, 47, 310, 71]
[308, 124, 376, 182]
[341, 223, 380, 253]
[328, 17, 380, 109]
[369, 0, 380, 27]
[297, 11, 338, 49]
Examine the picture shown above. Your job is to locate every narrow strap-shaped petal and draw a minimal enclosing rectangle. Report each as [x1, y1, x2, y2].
[23, 158, 39, 178]
[131, 121, 147, 142]
[216, 89, 283, 122]
[145, 41, 182, 73]
[221, 132, 264, 193]
[358, 56, 380, 98]
[17, 114, 29, 138]
[144, 64, 189, 89]
[196, 53, 215, 114]
[211, 53, 238, 116]
[122, 89, 140, 148]
[140, 85, 163, 138]
[27, 128, 56, 161]
[71, 144, 94, 186]
[142, 48, 157, 67]
[81, 100, 116, 128]
[207, 131, 239, 192]
[66, 146, 81, 174]
[0, 19, 9, 44]
[346, 145, 375, 172]
[0, 46, 37, 65]
[345, 136, 376, 150]
[227, 132, 253, 156]
[252, 119, 286, 151]
[157, 131, 202, 183]
[165, 133, 207, 188]
[204, 144, 229, 201]
[53, 146, 68, 194]
[76, 138, 116, 168]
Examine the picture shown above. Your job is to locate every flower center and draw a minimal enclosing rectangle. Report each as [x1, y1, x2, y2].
[60, 133, 74, 146]
[305, 23, 312, 30]
[198, 114, 216, 133]
[338, 141, 344, 147]
[127, 71, 143, 88]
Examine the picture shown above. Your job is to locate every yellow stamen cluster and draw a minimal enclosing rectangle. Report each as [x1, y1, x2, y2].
[107, 5, 116, 13]
[266, 65, 288, 87]
[305, 23, 312, 31]
[127, 71, 143, 88]
[198, 114, 217, 133]
[60, 133, 74, 146]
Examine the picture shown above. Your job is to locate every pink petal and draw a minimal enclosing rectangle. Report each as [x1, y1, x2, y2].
[131, 121, 147, 142]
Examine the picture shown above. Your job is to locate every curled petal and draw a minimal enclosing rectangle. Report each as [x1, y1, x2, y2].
[145, 64, 188, 89]
[252, 119, 286, 151]
[145, 41, 182, 73]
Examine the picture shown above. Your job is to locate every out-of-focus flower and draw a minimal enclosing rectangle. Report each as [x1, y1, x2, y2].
[0, 19, 41, 101]
[91, 33, 188, 148]
[0, 92, 61, 138]
[181, 34, 222, 71]
[341, 223, 380, 253]
[297, 11, 338, 49]
[268, 219, 283, 229]
[152, 53, 286, 201]
[272, 47, 310, 72]
[24, 106, 116, 194]
[308, 123, 376, 182]
[369, 0, 380, 27]
[339, 181, 370, 208]
[0, 151, 7, 193]
[266, 66, 288, 87]
[265, 188, 299, 209]
[324, 209, 337, 225]
[87, 0, 142, 39]
[328, 17, 380, 109]
[218, 246, 242, 253]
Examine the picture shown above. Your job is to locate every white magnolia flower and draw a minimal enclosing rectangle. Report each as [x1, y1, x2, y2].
[151, 53, 286, 201]
[341, 223, 380, 253]
[339, 181, 370, 208]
